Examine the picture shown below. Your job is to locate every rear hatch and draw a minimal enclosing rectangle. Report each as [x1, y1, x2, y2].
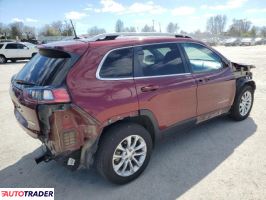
[10, 41, 88, 137]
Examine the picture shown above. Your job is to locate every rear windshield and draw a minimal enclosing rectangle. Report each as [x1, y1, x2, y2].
[15, 52, 70, 86]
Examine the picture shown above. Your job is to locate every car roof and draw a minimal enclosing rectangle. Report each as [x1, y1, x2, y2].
[40, 33, 200, 54]
[0, 41, 21, 44]
[80, 32, 193, 47]
[87, 36, 195, 48]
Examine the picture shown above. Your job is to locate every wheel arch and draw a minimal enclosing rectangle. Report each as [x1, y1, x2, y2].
[99, 109, 161, 147]
[85, 109, 160, 168]
[236, 77, 256, 94]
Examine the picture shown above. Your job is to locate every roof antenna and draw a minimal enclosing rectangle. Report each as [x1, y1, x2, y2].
[70, 19, 79, 39]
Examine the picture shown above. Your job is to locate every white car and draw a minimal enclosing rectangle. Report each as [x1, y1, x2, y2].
[240, 38, 255, 46]
[0, 42, 38, 63]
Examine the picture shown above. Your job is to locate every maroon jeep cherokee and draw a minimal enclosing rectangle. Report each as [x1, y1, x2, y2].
[10, 33, 255, 184]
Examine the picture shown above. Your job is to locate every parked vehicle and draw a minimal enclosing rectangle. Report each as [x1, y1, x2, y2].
[9, 33, 256, 184]
[254, 37, 265, 45]
[240, 38, 255, 46]
[0, 42, 38, 63]
[201, 38, 218, 46]
[224, 38, 241, 46]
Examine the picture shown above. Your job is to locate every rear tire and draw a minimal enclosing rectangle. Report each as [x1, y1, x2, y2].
[230, 85, 254, 121]
[0, 55, 7, 64]
[95, 122, 152, 184]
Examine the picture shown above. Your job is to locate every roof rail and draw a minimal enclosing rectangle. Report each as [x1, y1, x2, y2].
[83, 32, 191, 42]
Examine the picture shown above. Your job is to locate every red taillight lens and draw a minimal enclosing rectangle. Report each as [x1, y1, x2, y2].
[23, 88, 71, 104]
[51, 88, 71, 103]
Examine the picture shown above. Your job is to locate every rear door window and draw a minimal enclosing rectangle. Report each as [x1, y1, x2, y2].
[99, 48, 133, 79]
[17, 43, 26, 49]
[134, 43, 186, 77]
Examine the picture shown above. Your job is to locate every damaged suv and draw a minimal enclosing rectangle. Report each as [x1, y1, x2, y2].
[10, 33, 255, 184]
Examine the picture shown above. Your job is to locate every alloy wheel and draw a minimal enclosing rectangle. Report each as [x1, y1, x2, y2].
[239, 90, 252, 116]
[112, 135, 147, 177]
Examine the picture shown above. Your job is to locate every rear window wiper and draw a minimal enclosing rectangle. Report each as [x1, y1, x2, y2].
[15, 79, 35, 86]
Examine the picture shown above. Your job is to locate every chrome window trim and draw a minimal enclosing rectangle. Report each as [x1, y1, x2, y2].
[96, 46, 134, 81]
[96, 41, 201, 81]
[134, 73, 191, 79]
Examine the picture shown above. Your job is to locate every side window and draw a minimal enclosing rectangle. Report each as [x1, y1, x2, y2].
[99, 48, 133, 78]
[5, 43, 18, 49]
[17, 44, 26, 49]
[135, 43, 185, 77]
[182, 43, 223, 73]
[0, 44, 4, 49]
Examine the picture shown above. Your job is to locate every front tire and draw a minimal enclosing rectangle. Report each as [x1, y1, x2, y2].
[95, 123, 152, 184]
[230, 85, 254, 121]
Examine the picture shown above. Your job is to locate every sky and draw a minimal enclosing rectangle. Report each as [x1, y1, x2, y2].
[0, 0, 266, 35]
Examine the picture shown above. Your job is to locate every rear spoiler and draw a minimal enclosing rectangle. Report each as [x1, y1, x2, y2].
[38, 48, 71, 58]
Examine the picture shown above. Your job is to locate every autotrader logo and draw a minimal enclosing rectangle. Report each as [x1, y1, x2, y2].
[0, 188, 54, 199]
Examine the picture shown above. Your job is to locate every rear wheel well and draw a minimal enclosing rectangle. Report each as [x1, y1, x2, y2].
[99, 115, 156, 147]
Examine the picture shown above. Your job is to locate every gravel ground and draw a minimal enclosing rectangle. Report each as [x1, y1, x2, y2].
[0, 45, 266, 200]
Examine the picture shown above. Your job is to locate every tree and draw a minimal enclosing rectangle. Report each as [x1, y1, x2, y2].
[141, 25, 153, 32]
[40, 24, 60, 36]
[166, 22, 179, 33]
[124, 26, 136, 32]
[180, 30, 188, 35]
[62, 21, 73, 36]
[115, 19, 124, 32]
[0, 23, 10, 39]
[261, 26, 266, 37]
[23, 25, 36, 39]
[10, 22, 24, 39]
[51, 21, 63, 35]
[206, 15, 227, 35]
[39, 20, 74, 37]
[87, 26, 106, 36]
[249, 26, 258, 37]
[228, 19, 252, 37]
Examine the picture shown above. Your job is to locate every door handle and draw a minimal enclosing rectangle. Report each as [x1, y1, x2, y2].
[198, 79, 204, 83]
[141, 85, 159, 92]
[197, 78, 211, 83]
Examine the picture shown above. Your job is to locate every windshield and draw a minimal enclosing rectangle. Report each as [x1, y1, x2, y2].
[15, 53, 68, 86]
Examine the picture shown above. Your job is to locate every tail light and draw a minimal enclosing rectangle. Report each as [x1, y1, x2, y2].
[23, 87, 71, 104]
